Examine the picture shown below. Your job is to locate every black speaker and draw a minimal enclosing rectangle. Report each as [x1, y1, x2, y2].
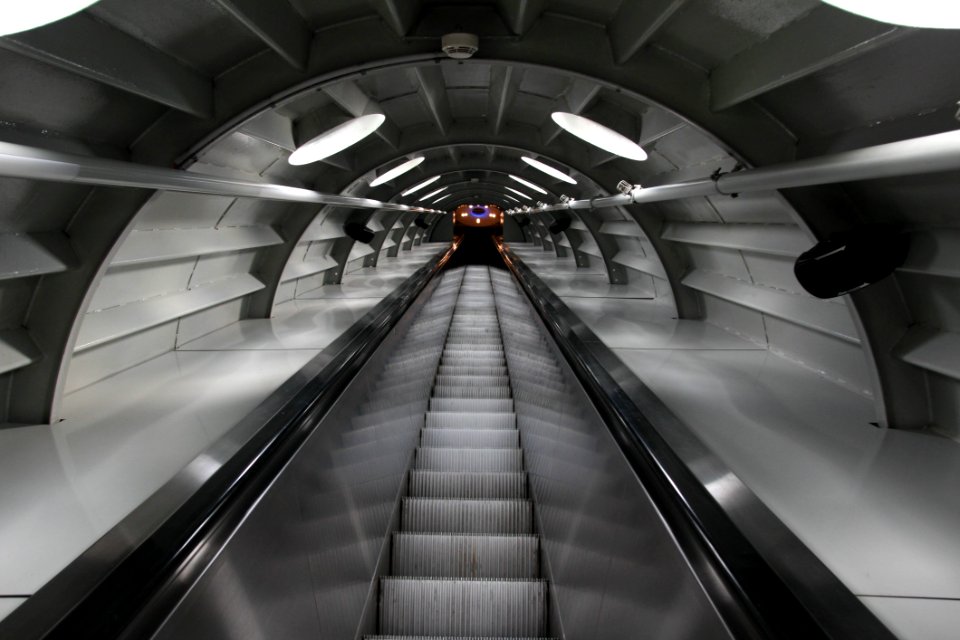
[414, 214, 430, 229]
[514, 214, 531, 228]
[794, 226, 908, 299]
[344, 221, 375, 244]
[548, 213, 572, 235]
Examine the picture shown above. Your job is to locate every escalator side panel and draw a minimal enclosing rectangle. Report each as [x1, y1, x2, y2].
[149, 271, 465, 640]
[490, 270, 735, 640]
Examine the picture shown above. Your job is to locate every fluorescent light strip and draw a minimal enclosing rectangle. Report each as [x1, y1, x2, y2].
[402, 175, 441, 196]
[509, 174, 547, 194]
[288, 114, 385, 166]
[822, 0, 960, 28]
[502, 194, 520, 203]
[1, 1, 101, 36]
[551, 112, 647, 161]
[433, 194, 452, 204]
[505, 186, 532, 200]
[521, 156, 577, 184]
[419, 186, 448, 201]
[369, 157, 425, 187]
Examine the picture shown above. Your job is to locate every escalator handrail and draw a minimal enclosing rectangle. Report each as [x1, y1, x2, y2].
[1, 246, 456, 640]
[499, 245, 897, 640]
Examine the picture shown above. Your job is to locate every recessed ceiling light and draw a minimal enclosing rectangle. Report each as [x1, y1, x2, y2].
[0, 1, 101, 37]
[551, 112, 647, 161]
[288, 114, 385, 166]
[821, 1, 960, 28]
[521, 157, 577, 184]
[505, 186, 532, 200]
[433, 194, 452, 204]
[402, 175, 441, 196]
[419, 186, 448, 201]
[509, 174, 547, 194]
[370, 157, 425, 187]
[502, 194, 520, 203]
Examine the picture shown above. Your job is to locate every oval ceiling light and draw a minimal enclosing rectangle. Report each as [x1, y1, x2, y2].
[288, 114, 385, 166]
[521, 156, 578, 185]
[287, 113, 387, 166]
[1, 0, 101, 36]
[402, 175, 441, 197]
[551, 112, 647, 161]
[419, 186, 448, 201]
[821, 0, 960, 28]
[505, 186, 532, 200]
[509, 174, 547, 194]
[369, 156, 425, 187]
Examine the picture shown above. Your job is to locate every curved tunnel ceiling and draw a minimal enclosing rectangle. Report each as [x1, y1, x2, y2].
[0, 0, 958, 441]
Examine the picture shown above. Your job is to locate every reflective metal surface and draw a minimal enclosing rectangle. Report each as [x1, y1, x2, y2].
[490, 270, 735, 640]
[150, 268, 464, 640]
[526, 130, 960, 215]
[0, 141, 441, 213]
[0, 246, 454, 640]
[500, 245, 899, 640]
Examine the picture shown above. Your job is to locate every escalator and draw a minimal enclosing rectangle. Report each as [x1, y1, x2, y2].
[1, 253, 897, 640]
[375, 266, 548, 638]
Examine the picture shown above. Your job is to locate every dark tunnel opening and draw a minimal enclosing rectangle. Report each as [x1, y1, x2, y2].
[445, 225, 506, 270]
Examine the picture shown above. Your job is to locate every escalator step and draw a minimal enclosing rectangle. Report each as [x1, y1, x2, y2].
[401, 498, 533, 534]
[432, 386, 511, 399]
[443, 343, 503, 351]
[421, 429, 519, 448]
[391, 533, 539, 578]
[429, 398, 514, 413]
[437, 366, 508, 377]
[363, 636, 558, 640]
[409, 471, 527, 499]
[442, 353, 503, 359]
[435, 375, 510, 386]
[415, 448, 523, 472]
[379, 578, 547, 637]
[424, 411, 516, 430]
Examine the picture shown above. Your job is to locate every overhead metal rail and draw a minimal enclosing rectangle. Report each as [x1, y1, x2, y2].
[508, 129, 960, 213]
[4, 129, 959, 218]
[0, 141, 442, 214]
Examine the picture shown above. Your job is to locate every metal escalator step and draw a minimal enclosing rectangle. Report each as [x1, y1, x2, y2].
[409, 471, 527, 499]
[443, 343, 503, 350]
[425, 412, 516, 430]
[367, 637, 555, 640]
[420, 428, 519, 448]
[432, 386, 511, 399]
[429, 398, 514, 413]
[441, 356, 505, 365]
[415, 448, 523, 472]
[438, 366, 508, 377]
[435, 375, 509, 386]
[401, 498, 532, 534]
[368, 636, 556, 639]
[421, 429, 519, 448]
[379, 578, 547, 637]
[445, 332, 501, 338]
[392, 533, 539, 578]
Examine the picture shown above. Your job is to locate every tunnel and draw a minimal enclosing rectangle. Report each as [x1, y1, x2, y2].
[0, 2, 959, 639]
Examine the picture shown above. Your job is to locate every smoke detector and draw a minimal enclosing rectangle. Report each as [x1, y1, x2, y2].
[441, 32, 479, 59]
